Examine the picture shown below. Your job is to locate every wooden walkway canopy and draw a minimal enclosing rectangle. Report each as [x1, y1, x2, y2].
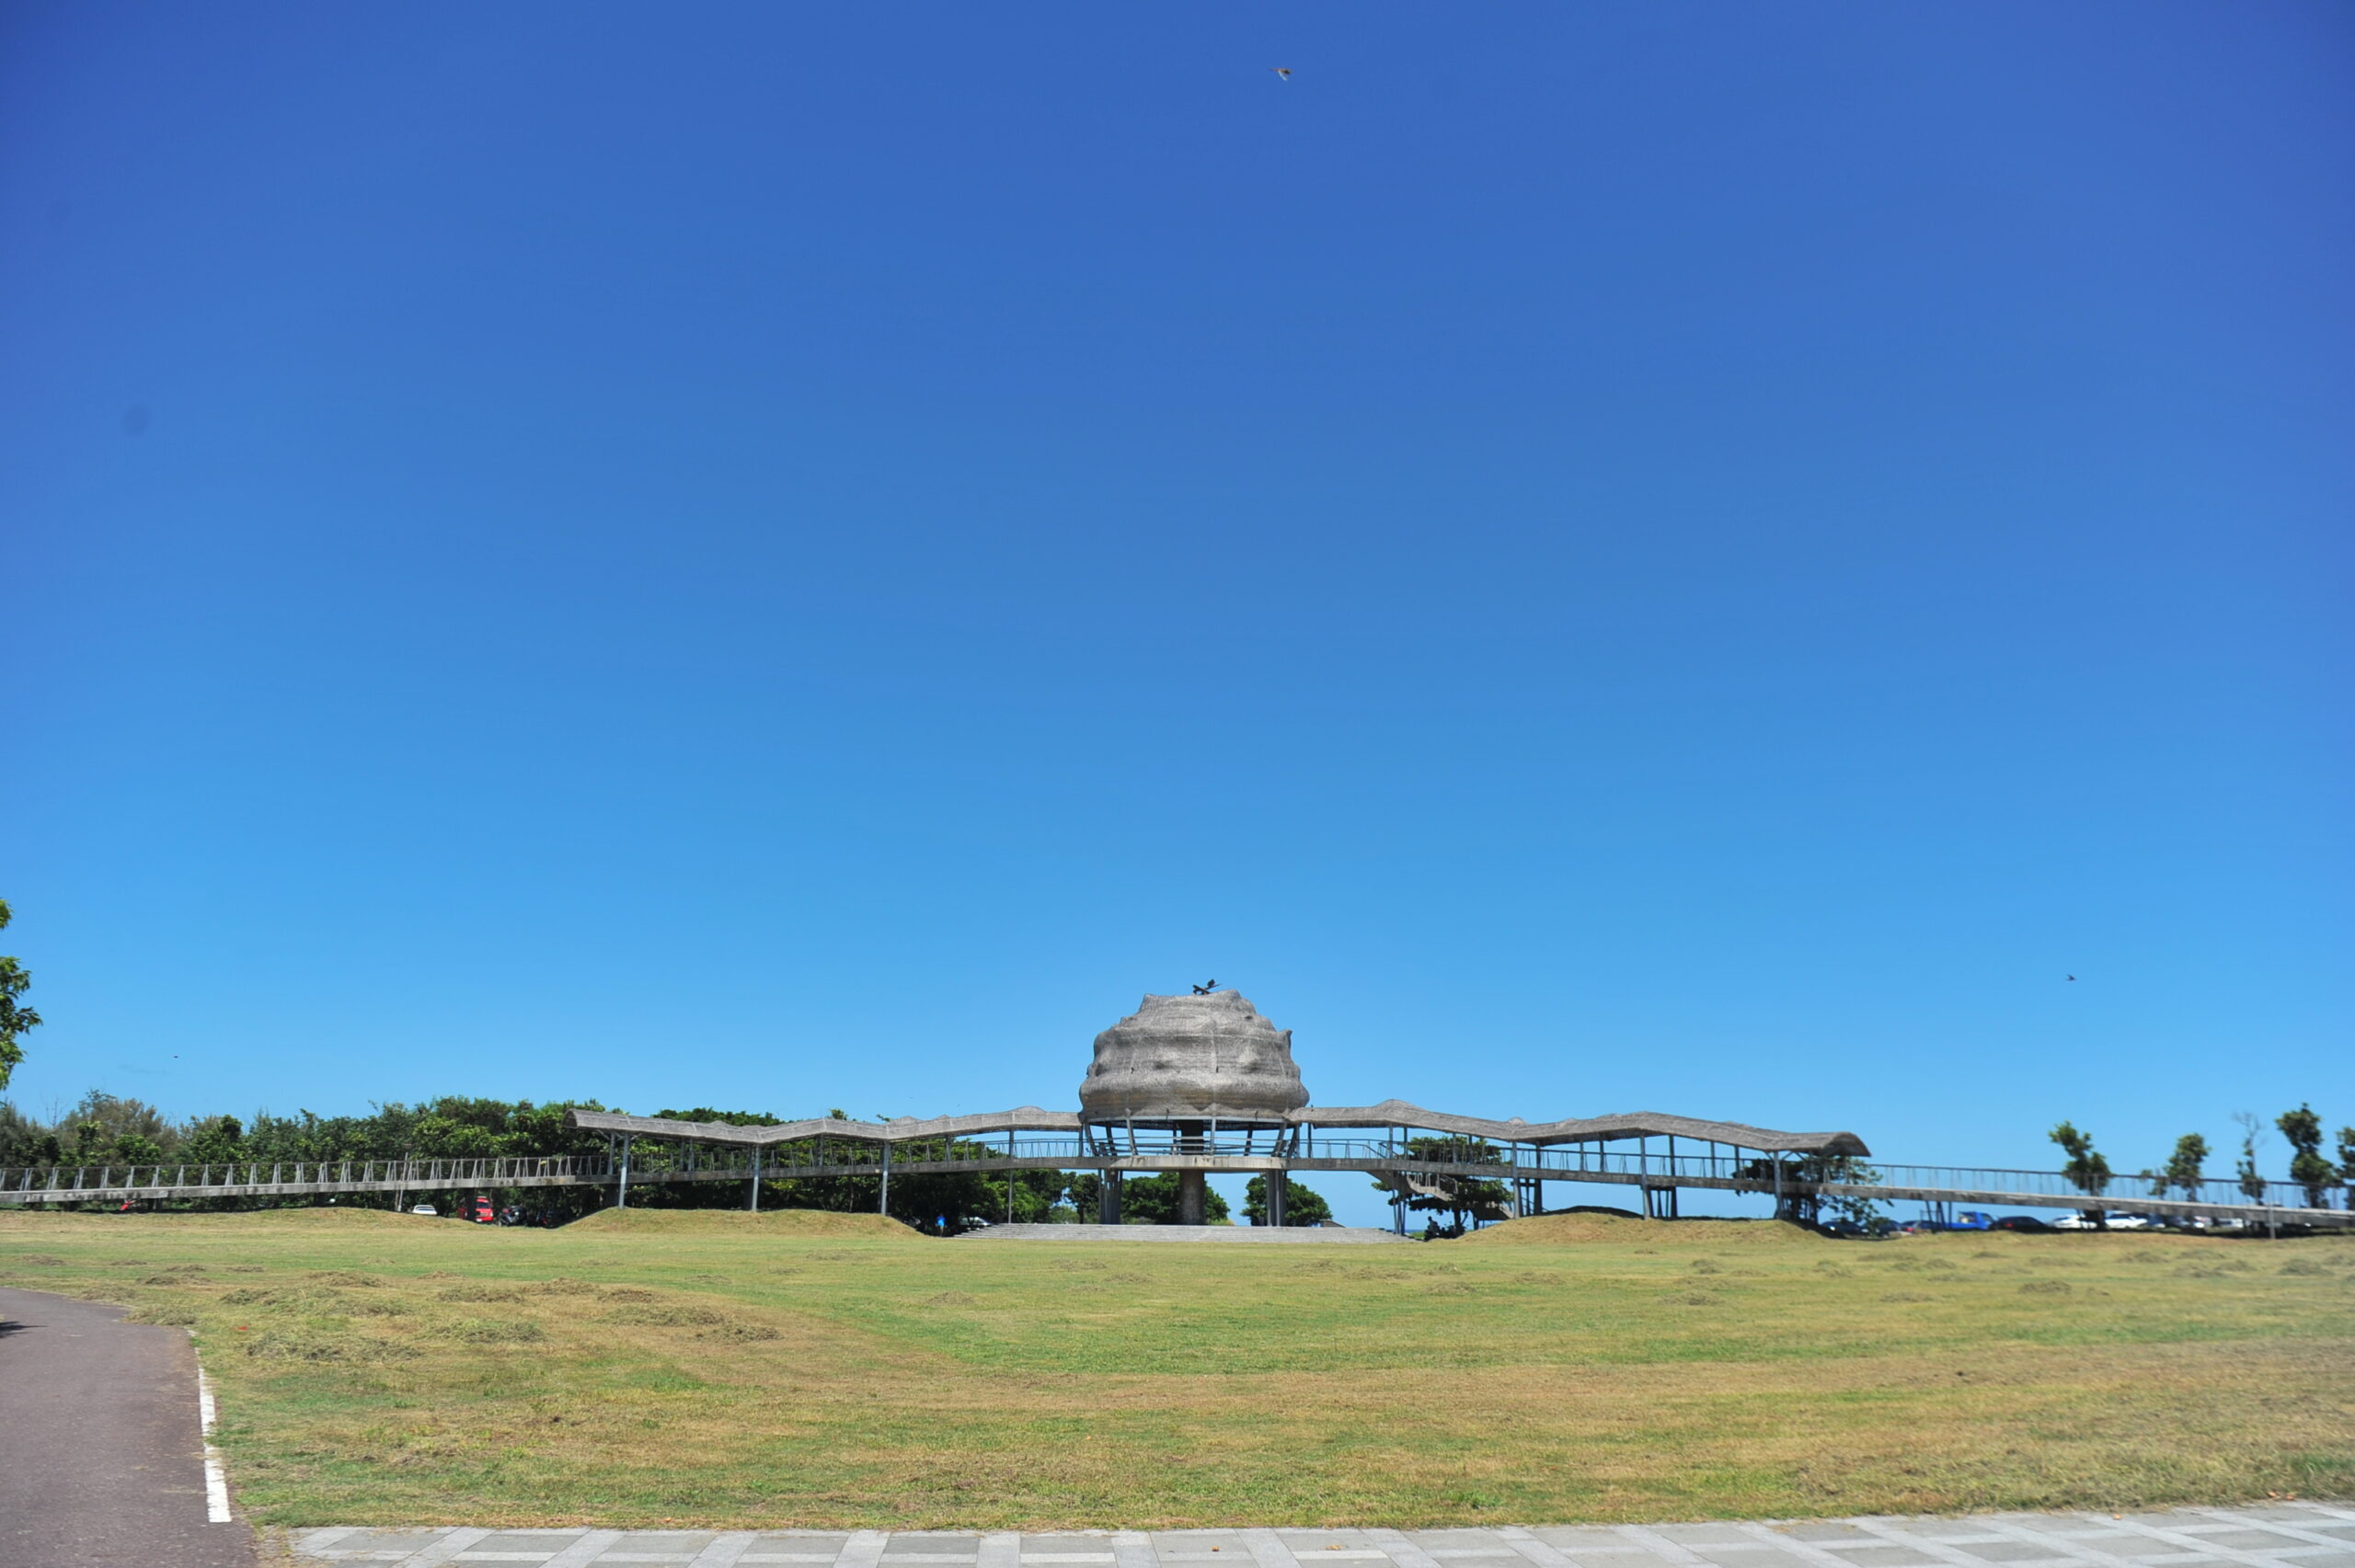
[566, 1104, 1870, 1156]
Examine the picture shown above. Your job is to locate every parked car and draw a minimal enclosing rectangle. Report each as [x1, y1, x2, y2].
[2051, 1214, 2100, 1230]
[2103, 1213, 2153, 1230]
[408, 1203, 438, 1216]
[458, 1195, 495, 1223]
[1990, 1216, 2052, 1232]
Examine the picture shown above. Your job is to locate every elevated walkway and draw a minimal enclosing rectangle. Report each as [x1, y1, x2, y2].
[3, 1147, 2345, 1229]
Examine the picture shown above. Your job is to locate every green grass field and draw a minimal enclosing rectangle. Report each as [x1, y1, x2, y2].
[2, 1207, 2349, 1530]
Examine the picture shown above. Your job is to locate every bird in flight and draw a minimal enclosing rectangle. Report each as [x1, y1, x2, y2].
[2065, 975, 2076, 982]
[1269, 67, 1292, 81]
[1192, 979, 1219, 995]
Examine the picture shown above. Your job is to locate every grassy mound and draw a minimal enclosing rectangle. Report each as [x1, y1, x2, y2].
[233, 1207, 435, 1228]
[1461, 1213, 1824, 1246]
[561, 1207, 925, 1238]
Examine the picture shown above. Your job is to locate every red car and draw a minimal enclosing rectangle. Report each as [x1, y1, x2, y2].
[458, 1195, 495, 1223]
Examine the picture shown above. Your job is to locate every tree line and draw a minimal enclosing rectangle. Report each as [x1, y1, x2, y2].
[2050, 1105, 2355, 1215]
[0, 1091, 1341, 1229]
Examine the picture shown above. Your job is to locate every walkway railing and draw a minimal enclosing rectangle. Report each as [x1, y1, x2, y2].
[0, 1155, 619, 1195]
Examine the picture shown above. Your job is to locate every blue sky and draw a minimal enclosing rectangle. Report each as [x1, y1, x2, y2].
[4, 3, 2349, 1225]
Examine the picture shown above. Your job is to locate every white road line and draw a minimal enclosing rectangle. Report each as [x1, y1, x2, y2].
[190, 1335, 233, 1525]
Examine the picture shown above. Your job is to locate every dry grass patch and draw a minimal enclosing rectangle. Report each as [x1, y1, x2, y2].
[562, 1208, 922, 1238]
[1463, 1214, 1823, 1248]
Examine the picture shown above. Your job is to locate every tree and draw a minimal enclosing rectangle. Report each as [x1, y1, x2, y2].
[2158, 1133, 2209, 1199]
[2232, 1112, 2267, 1203]
[2049, 1122, 2111, 1228]
[1242, 1174, 1333, 1227]
[0, 899, 39, 1092]
[2338, 1126, 2355, 1204]
[180, 1116, 246, 1165]
[1373, 1136, 1512, 1236]
[53, 1091, 178, 1167]
[2277, 1104, 2333, 1209]
[1734, 1152, 1885, 1230]
[1103, 1172, 1230, 1224]
[0, 1101, 62, 1167]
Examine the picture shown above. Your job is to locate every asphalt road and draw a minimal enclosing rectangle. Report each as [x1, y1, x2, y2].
[0, 1287, 255, 1568]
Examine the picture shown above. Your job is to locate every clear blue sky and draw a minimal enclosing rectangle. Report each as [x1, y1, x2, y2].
[5, 3, 2349, 1225]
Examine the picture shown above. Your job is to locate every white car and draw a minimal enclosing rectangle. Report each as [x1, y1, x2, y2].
[2104, 1213, 2154, 1230]
[408, 1203, 438, 1217]
[2051, 1214, 2097, 1230]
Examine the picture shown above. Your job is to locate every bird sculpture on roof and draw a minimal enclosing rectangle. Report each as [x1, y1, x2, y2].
[1191, 979, 1219, 995]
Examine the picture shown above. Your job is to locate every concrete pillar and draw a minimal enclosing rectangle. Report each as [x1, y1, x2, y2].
[1178, 1169, 1207, 1226]
[1266, 1169, 1287, 1227]
[1097, 1170, 1122, 1224]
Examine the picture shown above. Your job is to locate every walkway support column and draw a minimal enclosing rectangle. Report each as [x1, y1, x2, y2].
[1266, 1166, 1286, 1227]
[616, 1136, 632, 1209]
[879, 1140, 890, 1216]
[1178, 1169, 1206, 1226]
[748, 1144, 762, 1213]
[1097, 1170, 1121, 1224]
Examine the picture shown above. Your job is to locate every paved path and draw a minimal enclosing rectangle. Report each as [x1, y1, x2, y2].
[0, 1287, 254, 1568]
[290, 1505, 2355, 1568]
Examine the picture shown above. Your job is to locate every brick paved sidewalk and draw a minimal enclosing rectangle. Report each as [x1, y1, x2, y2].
[287, 1503, 2355, 1568]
